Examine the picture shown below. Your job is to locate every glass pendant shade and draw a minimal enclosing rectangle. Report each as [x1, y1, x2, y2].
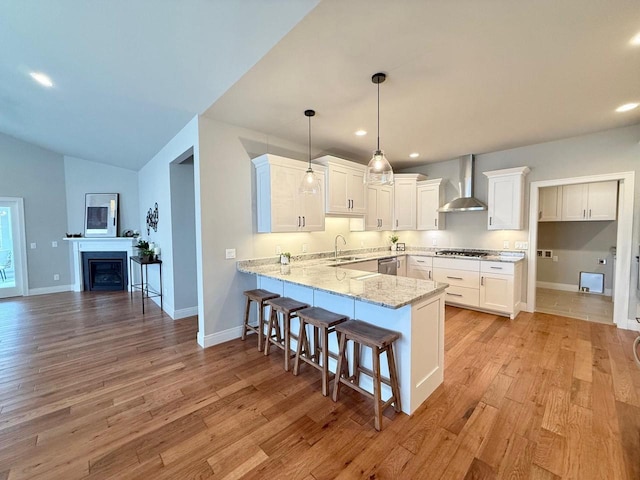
[299, 109, 320, 195]
[299, 167, 321, 195]
[366, 149, 394, 185]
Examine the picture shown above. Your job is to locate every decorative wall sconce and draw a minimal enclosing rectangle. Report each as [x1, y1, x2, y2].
[146, 203, 159, 235]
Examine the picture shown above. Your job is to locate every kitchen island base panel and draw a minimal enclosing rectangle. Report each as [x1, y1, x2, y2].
[256, 275, 445, 415]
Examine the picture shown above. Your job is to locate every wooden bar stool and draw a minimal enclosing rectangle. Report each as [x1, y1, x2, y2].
[332, 320, 402, 431]
[242, 289, 280, 352]
[293, 307, 349, 396]
[264, 297, 309, 371]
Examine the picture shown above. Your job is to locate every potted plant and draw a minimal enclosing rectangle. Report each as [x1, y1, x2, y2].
[136, 240, 154, 262]
[280, 252, 291, 265]
[389, 235, 399, 251]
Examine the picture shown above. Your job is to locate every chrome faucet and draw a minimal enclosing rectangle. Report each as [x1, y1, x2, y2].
[335, 234, 347, 260]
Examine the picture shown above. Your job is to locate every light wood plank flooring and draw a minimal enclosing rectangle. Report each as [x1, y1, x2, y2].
[0, 292, 638, 479]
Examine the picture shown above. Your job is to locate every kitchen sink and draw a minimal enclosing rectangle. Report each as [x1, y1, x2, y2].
[326, 256, 365, 265]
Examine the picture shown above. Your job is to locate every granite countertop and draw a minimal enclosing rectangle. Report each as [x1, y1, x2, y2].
[237, 247, 526, 309]
[237, 261, 448, 309]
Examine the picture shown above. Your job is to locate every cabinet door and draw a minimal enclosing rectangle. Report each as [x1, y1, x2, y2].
[378, 185, 394, 230]
[270, 165, 300, 232]
[393, 179, 416, 230]
[561, 184, 587, 221]
[326, 165, 350, 214]
[417, 185, 440, 230]
[539, 186, 562, 222]
[479, 273, 513, 313]
[488, 176, 518, 230]
[365, 186, 380, 230]
[299, 170, 325, 231]
[586, 181, 617, 221]
[347, 168, 367, 214]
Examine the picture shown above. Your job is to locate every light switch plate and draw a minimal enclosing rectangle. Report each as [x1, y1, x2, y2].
[302, 244, 308, 253]
[225, 248, 236, 259]
[503, 240, 510, 249]
[275, 245, 282, 254]
[51, 241, 58, 248]
[30, 243, 36, 249]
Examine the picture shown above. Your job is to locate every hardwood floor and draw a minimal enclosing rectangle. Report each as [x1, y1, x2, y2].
[0, 292, 638, 479]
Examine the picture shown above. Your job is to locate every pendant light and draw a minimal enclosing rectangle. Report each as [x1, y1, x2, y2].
[365, 72, 394, 185]
[299, 109, 321, 195]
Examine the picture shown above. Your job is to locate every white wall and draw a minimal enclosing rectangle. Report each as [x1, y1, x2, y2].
[64, 156, 140, 235]
[137, 116, 199, 319]
[0, 132, 70, 291]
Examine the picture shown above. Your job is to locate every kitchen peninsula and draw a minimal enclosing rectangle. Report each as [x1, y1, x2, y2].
[237, 254, 448, 415]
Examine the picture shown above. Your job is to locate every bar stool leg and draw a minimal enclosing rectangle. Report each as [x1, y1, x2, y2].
[353, 342, 361, 386]
[293, 319, 307, 375]
[321, 327, 330, 396]
[264, 308, 277, 356]
[372, 346, 382, 431]
[386, 345, 402, 413]
[283, 314, 292, 372]
[332, 332, 348, 402]
[241, 296, 251, 341]
[257, 301, 266, 352]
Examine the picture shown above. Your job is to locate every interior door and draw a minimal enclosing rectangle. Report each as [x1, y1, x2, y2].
[0, 198, 26, 298]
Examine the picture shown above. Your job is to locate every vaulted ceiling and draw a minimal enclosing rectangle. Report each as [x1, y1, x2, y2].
[2, 0, 639, 171]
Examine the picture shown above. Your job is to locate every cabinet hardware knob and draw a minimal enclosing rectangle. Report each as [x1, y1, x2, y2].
[489, 216, 492, 226]
[589, 209, 591, 218]
[446, 276, 463, 280]
[303, 216, 306, 227]
[481, 276, 484, 286]
[435, 218, 437, 227]
[298, 216, 301, 227]
[446, 292, 463, 297]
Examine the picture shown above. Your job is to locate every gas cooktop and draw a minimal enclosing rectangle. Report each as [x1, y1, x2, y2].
[435, 250, 489, 258]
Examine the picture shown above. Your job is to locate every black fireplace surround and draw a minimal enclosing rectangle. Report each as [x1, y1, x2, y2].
[82, 251, 128, 291]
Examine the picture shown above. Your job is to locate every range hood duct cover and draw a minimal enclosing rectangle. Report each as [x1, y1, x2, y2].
[438, 154, 487, 212]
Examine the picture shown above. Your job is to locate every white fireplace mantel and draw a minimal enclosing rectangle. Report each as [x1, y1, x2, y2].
[64, 237, 137, 291]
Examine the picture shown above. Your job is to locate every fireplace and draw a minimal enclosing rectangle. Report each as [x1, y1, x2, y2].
[82, 251, 128, 291]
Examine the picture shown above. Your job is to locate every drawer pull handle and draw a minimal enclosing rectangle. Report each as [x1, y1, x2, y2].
[446, 292, 463, 297]
[490, 266, 503, 270]
[446, 276, 463, 280]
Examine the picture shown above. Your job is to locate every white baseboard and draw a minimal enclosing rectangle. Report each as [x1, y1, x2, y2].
[173, 306, 198, 320]
[624, 319, 640, 332]
[28, 284, 73, 296]
[198, 325, 244, 348]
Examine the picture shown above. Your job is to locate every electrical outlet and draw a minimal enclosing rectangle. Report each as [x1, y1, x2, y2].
[432, 238, 437, 246]
[597, 258, 606, 265]
[53, 274, 59, 281]
[521, 242, 528, 249]
[302, 244, 308, 253]
[275, 245, 281, 255]
[51, 241, 58, 248]
[30, 243, 36, 249]
[503, 240, 510, 249]
[225, 248, 236, 259]
[552, 256, 558, 262]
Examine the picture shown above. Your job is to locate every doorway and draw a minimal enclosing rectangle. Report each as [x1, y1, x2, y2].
[527, 171, 635, 329]
[0, 198, 28, 298]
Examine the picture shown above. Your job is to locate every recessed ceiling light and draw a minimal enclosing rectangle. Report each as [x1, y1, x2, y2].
[355, 130, 367, 136]
[30, 72, 53, 87]
[615, 102, 639, 113]
[630, 33, 640, 46]
[409, 153, 420, 158]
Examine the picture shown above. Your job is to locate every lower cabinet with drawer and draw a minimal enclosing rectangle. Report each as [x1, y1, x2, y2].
[407, 255, 433, 280]
[433, 257, 523, 319]
[479, 261, 523, 319]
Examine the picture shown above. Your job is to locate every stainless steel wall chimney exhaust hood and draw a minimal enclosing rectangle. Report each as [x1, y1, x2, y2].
[438, 154, 487, 212]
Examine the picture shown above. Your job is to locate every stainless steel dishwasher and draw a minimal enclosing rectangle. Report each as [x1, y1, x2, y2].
[378, 257, 397, 275]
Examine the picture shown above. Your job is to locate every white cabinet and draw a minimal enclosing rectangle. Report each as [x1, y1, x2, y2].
[417, 178, 446, 231]
[479, 261, 522, 319]
[561, 181, 617, 221]
[252, 154, 325, 233]
[397, 256, 407, 277]
[393, 174, 426, 231]
[313, 156, 366, 215]
[365, 185, 393, 231]
[484, 166, 530, 230]
[433, 258, 480, 308]
[407, 255, 433, 280]
[538, 186, 563, 222]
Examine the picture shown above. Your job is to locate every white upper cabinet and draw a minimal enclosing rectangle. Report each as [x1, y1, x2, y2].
[252, 154, 325, 233]
[393, 174, 426, 231]
[417, 178, 446, 231]
[538, 186, 563, 222]
[561, 180, 617, 221]
[313, 156, 366, 215]
[484, 166, 530, 230]
[365, 184, 393, 230]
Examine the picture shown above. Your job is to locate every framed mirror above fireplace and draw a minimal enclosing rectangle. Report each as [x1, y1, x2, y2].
[85, 193, 119, 237]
